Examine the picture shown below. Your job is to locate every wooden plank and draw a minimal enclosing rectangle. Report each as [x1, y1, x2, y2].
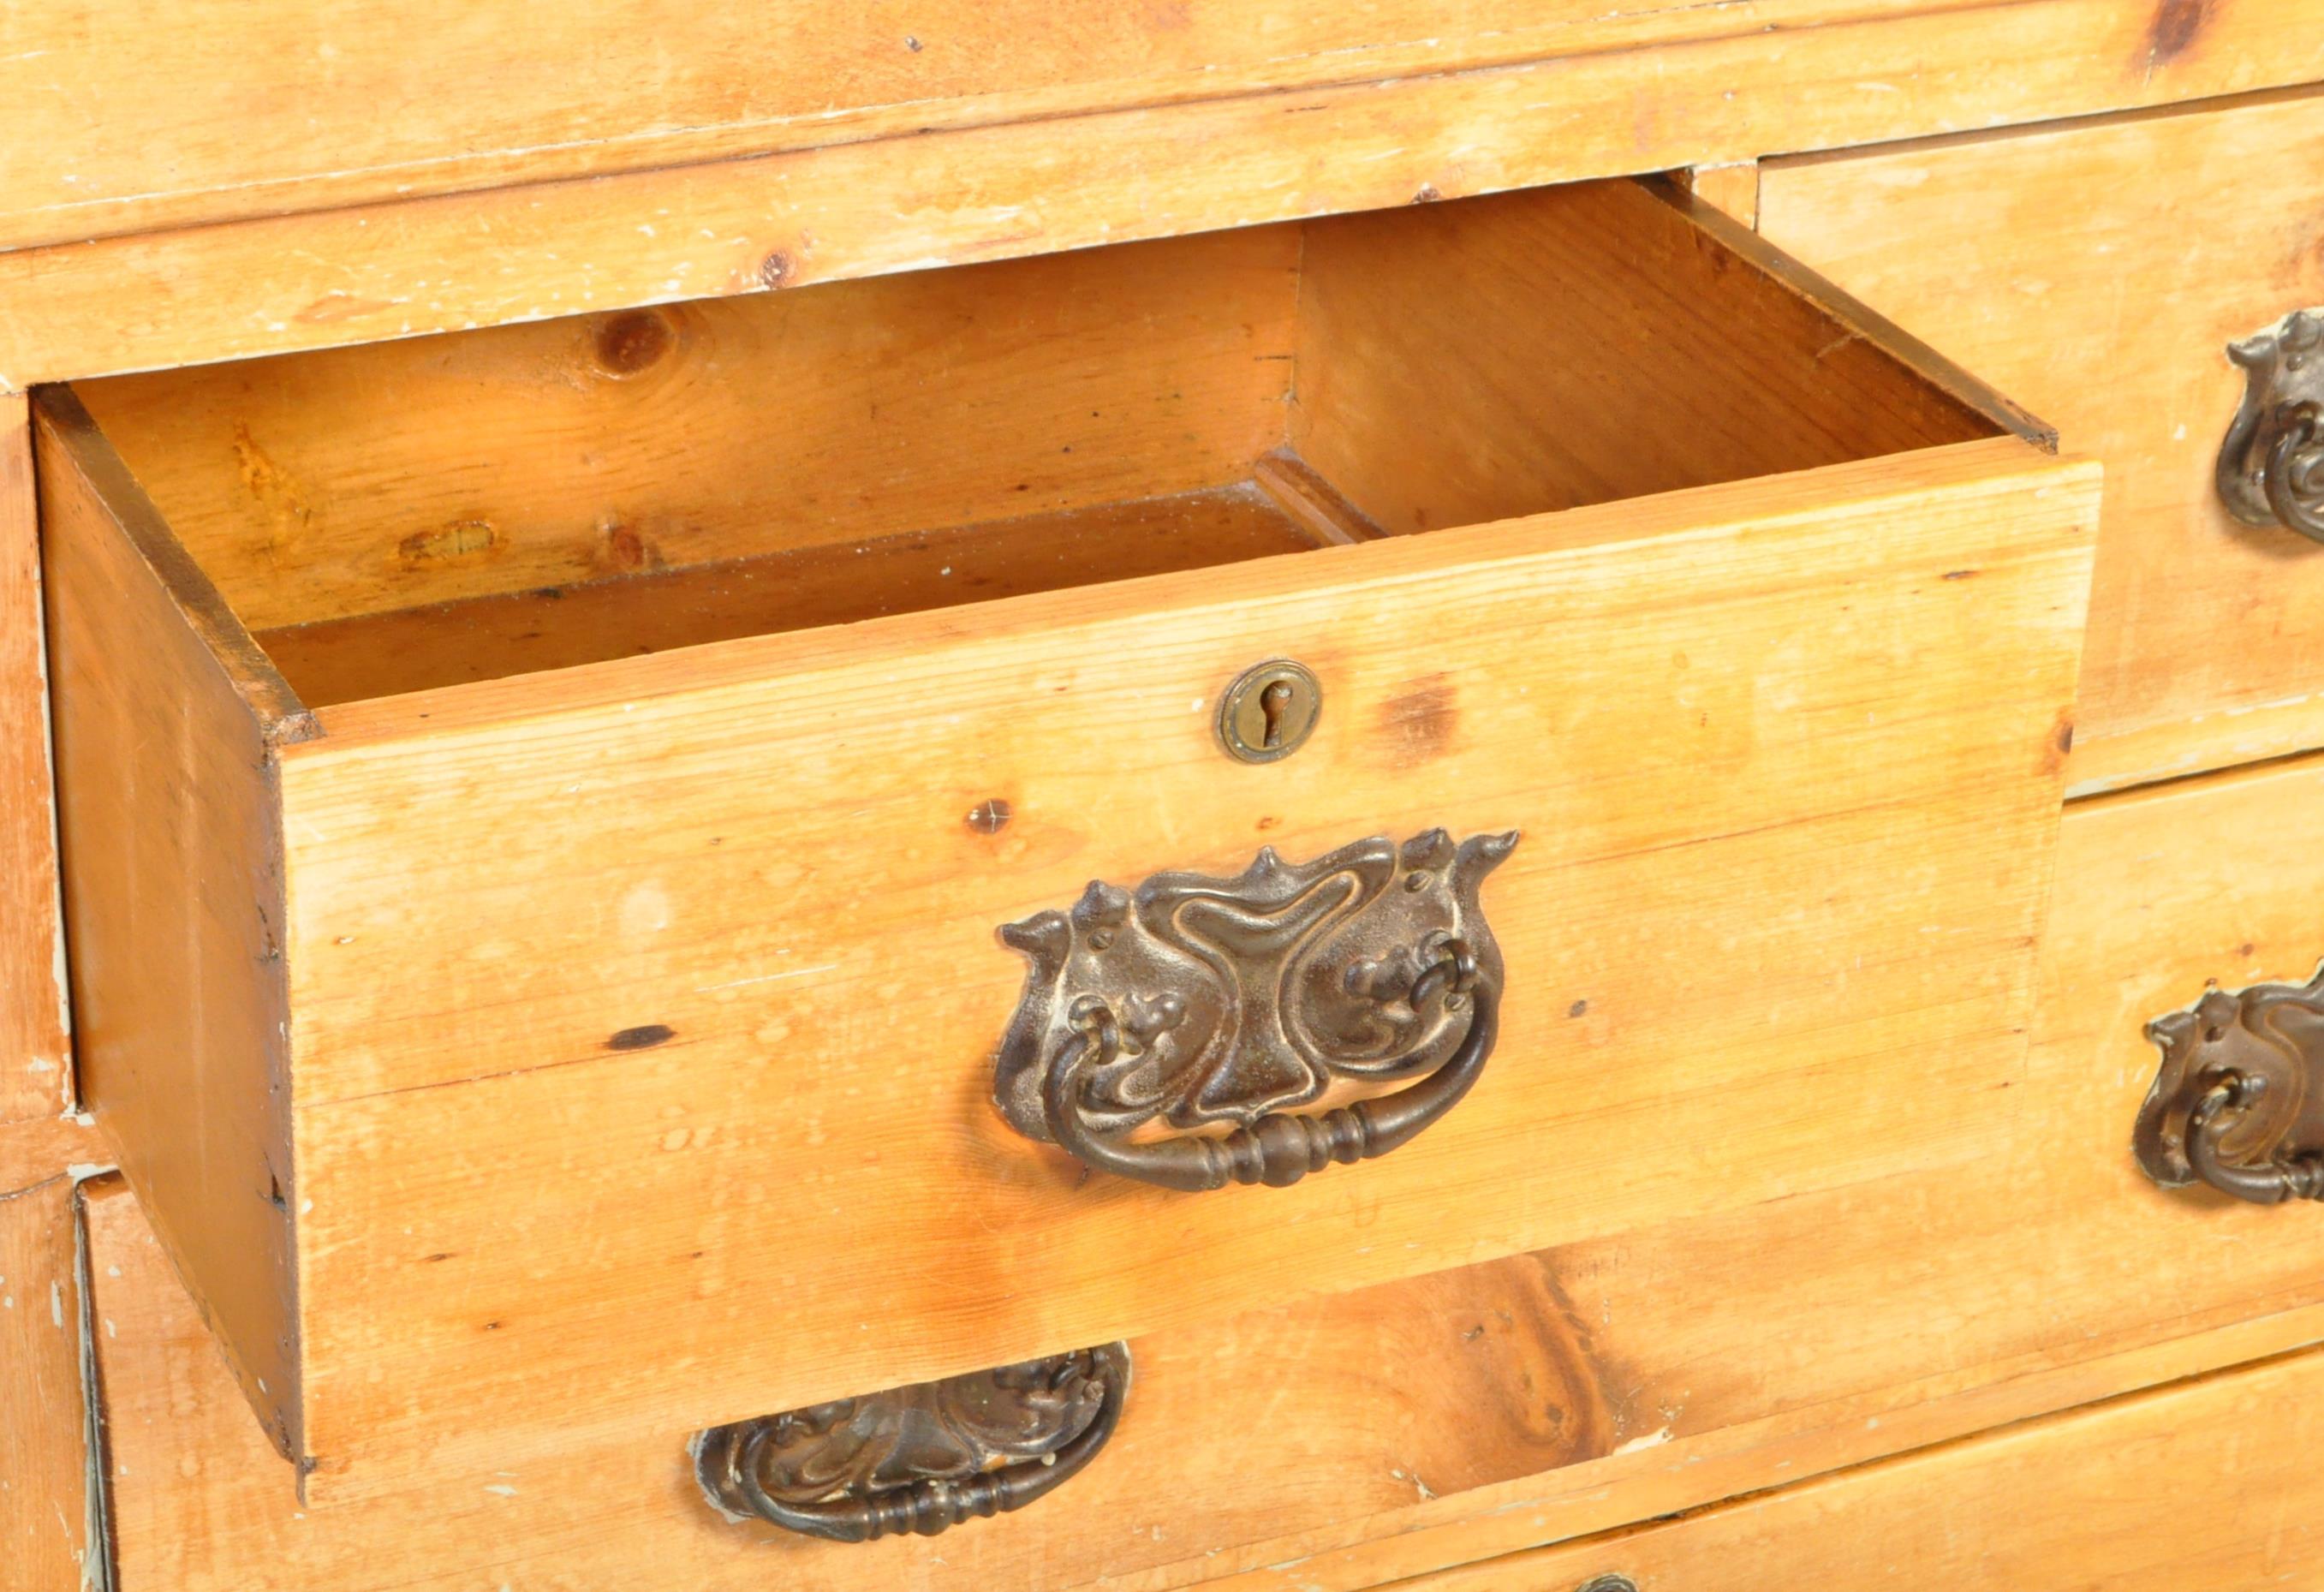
[34, 391, 307, 1461]
[1759, 85, 2324, 794]
[0, 1174, 89, 1591]
[0, 1114, 104, 1196]
[85, 966, 2324, 1592]
[1687, 162, 1761, 229]
[253, 438, 2092, 1498]
[0, 391, 68, 1120]
[2, 0, 2320, 386]
[0, 0, 1923, 253]
[82, 740, 2324, 1590]
[1414, 1346, 2324, 1590]
[253, 485, 1326, 707]
[1288, 181, 2008, 537]
[0, 0, 2267, 258]
[74, 224, 1302, 630]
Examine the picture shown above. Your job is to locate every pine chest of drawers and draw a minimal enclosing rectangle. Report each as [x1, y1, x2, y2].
[9, 5, 2324, 1589]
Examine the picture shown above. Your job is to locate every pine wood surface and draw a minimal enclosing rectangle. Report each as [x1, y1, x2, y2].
[42, 176, 2095, 1491]
[1414, 1345, 2324, 1590]
[0, 0, 2315, 386]
[1759, 85, 2324, 795]
[252, 485, 1326, 707]
[74, 224, 1306, 632]
[272, 438, 2089, 1497]
[80, 743, 2324, 1591]
[0, 1172, 88, 1592]
[0, 393, 68, 1120]
[74, 182, 2003, 656]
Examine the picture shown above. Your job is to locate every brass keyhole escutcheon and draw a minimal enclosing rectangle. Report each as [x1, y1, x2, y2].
[1217, 659, 1322, 763]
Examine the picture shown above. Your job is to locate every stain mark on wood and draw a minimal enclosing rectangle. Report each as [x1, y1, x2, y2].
[1376, 673, 1458, 767]
[606, 1023, 675, 1052]
[2147, 0, 2214, 64]
[397, 519, 498, 567]
[1569, 999, 1589, 1017]
[759, 251, 795, 289]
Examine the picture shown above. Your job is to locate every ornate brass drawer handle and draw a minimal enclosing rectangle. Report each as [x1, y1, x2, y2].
[992, 829, 1517, 1192]
[2219, 310, 2324, 540]
[694, 1345, 1131, 1541]
[2136, 969, 2324, 1204]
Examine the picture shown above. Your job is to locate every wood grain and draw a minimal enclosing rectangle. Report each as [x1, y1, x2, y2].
[253, 486, 1327, 707]
[0, 1114, 104, 1197]
[1686, 162, 1761, 230]
[0, 391, 69, 1120]
[34, 391, 307, 1460]
[76, 224, 1302, 630]
[88, 724, 2324, 1592]
[0, 0, 1918, 253]
[1416, 1347, 2324, 1590]
[0, 1174, 88, 1592]
[1760, 85, 2324, 794]
[3, 0, 2320, 386]
[1289, 180, 2009, 537]
[247, 438, 2090, 1497]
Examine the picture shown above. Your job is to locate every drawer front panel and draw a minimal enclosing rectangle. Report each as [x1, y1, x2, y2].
[1759, 86, 2324, 792]
[1421, 1344, 2324, 1590]
[267, 444, 2089, 1495]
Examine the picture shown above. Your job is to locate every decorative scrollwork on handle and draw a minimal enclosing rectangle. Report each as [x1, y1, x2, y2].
[992, 829, 1517, 1192]
[694, 1345, 1131, 1542]
[2218, 310, 2324, 541]
[2135, 968, 2324, 1205]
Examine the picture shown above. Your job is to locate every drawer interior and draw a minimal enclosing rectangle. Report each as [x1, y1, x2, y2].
[69, 177, 2020, 709]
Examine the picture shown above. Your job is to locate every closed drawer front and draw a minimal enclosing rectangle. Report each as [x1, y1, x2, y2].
[80, 753, 2324, 1587]
[1759, 84, 2324, 793]
[1411, 1342, 2324, 1591]
[39, 176, 2093, 1500]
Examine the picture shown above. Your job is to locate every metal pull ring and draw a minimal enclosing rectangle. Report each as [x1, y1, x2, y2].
[2217, 310, 2324, 540]
[992, 829, 1517, 1193]
[2136, 969, 2324, 1204]
[694, 1345, 1131, 1541]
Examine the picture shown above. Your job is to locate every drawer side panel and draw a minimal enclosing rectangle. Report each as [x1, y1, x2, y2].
[35, 395, 304, 1460]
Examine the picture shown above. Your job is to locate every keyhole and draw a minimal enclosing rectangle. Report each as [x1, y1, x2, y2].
[1260, 680, 1295, 748]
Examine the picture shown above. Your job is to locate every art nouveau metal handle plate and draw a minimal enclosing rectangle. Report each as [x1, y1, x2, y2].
[694, 1345, 1131, 1541]
[2136, 969, 2324, 1205]
[2219, 310, 2324, 540]
[992, 829, 1517, 1192]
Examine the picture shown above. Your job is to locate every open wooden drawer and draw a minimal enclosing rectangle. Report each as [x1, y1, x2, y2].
[35, 176, 2096, 1499]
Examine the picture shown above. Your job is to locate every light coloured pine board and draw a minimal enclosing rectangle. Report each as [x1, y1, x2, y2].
[0, 392, 68, 1120]
[1759, 84, 2324, 793]
[2, 0, 2319, 385]
[86, 733, 2324, 1592]
[0, 1174, 88, 1592]
[75, 224, 1303, 630]
[251, 485, 1326, 707]
[1687, 162, 1761, 229]
[0, 1114, 103, 1196]
[256, 438, 2092, 1498]
[0, 0, 1921, 253]
[1413, 1346, 2324, 1590]
[1287, 181, 2013, 536]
